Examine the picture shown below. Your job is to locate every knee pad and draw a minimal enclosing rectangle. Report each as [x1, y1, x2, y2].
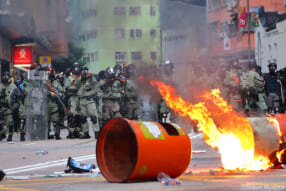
[90, 116, 97, 124]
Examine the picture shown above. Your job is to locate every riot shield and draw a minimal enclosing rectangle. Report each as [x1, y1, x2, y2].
[138, 95, 158, 121]
[25, 70, 48, 141]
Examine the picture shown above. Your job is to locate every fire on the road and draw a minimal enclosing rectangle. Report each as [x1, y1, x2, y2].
[150, 79, 284, 171]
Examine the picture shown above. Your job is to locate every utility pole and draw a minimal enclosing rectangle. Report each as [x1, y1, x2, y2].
[247, 0, 251, 60]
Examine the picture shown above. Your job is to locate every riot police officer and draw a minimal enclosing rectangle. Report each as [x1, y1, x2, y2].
[123, 64, 138, 120]
[101, 67, 122, 126]
[263, 62, 282, 114]
[64, 62, 82, 138]
[46, 66, 64, 139]
[78, 67, 99, 139]
[0, 72, 16, 142]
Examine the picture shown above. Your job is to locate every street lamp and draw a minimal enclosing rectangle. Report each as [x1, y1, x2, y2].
[247, 0, 251, 60]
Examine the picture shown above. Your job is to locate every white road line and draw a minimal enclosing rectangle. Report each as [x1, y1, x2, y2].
[4, 154, 96, 174]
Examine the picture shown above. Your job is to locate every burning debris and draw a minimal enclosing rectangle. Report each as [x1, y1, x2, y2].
[150, 79, 286, 171]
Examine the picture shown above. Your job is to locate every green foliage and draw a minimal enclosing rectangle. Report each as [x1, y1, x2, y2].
[52, 41, 86, 73]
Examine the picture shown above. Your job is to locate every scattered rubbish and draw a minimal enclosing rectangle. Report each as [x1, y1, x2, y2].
[192, 150, 206, 154]
[24, 143, 36, 146]
[54, 171, 65, 174]
[65, 157, 96, 173]
[10, 176, 30, 180]
[90, 168, 100, 174]
[36, 150, 48, 156]
[90, 172, 102, 177]
[184, 169, 192, 175]
[44, 174, 63, 178]
[157, 172, 182, 186]
[0, 170, 5, 181]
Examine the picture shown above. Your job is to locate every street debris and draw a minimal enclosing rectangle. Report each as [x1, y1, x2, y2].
[157, 172, 182, 186]
[90, 172, 102, 177]
[35, 150, 48, 156]
[0, 170, 5, 181]
[10, 176, 30, 180]
[192, 150, 206, 154]
[64, 157, 95, 173]
[44, 174, 63, 178]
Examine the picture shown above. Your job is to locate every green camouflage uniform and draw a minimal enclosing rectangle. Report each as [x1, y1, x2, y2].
[64, 74, 81, 137]
[123, 79, 138, 120]
[247, 70, 267, 111]
[102, 78, 122, 125]
[47, 79, 64, 139]
[0, 82, 16, 141]
[77, 75, 99, 137]
[223, 70, 243, 111]
[95, 79, 105, 130]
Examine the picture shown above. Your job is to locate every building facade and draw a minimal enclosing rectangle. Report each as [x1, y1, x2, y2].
[0, 0, 69, 74]
[207, 0, 286, 64]
[72, 0, 161, 73]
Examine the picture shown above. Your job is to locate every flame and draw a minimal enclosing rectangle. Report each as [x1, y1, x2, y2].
[150, 80, 273, 170]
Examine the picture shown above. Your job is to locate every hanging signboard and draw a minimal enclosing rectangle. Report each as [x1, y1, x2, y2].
[13, 46, 33, 70]
[238, 7, 247, 28]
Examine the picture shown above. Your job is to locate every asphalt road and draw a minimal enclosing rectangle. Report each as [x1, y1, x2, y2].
[1, 130, 286, 191]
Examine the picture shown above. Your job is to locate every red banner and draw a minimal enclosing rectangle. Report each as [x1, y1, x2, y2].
[238, 7, 247, 28]
[13, 46, 33, 70]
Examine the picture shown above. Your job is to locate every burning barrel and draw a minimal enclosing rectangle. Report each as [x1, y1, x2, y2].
[96, 118, 191, 182]
[247, 117, 280, 158]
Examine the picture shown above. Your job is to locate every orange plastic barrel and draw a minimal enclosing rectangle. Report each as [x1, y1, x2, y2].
[96, 118, 192, 182]
[275, 113, 286, 137]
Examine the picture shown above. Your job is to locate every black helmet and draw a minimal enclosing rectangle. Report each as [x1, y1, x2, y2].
[71, 62, 81, 75]
[114, 64, 122, 72]
[1, 72, 11, 83]
[268, 62, 277, 69]
[99, 70, 106, 80]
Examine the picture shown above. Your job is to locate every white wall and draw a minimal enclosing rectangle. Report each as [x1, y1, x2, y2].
[255, 19, 286, 73]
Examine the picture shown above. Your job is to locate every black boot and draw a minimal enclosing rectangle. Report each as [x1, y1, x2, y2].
[7, 135, 12, 142]
[48, 134, 55, 139]
[0, 133, 6, 141]
[80, 132, 90, 139]
[74, 131, 81, 138]
[54, 121, 61, 140]
[67, 132, 75, 139]
[20, 133, 25, 142]
[7, 125, 13, 142]
[94, 132, 100, 139]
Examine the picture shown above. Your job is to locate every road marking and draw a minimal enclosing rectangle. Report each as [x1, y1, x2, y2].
[4, 154, 96, 174]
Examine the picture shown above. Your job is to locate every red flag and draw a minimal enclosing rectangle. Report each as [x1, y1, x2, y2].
[238, 7, 247, 28]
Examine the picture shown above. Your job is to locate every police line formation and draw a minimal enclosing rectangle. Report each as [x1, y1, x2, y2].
[0, 59, 284, 142]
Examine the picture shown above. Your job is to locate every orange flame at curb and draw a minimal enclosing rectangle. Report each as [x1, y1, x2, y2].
[150, 80, 272, 170]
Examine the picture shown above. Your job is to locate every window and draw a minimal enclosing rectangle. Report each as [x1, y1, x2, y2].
[131, 52, 142, 60]
[115, 51, 127, 61]
[115, 28, 125, 39]
[151, 52, 157, 61]
[136, 29, 142, 38]
[82, 9, 97, 19]
[129, 6, 141, 16]
[90, 52, 98, 62]
[79, 31, 96, 42]
[150, 29, 156, 38]
[150, 6, 156, 16]
[114, 6, 125, 16]
[130, 29, 135, 38]
[83, 54, 90, 62]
